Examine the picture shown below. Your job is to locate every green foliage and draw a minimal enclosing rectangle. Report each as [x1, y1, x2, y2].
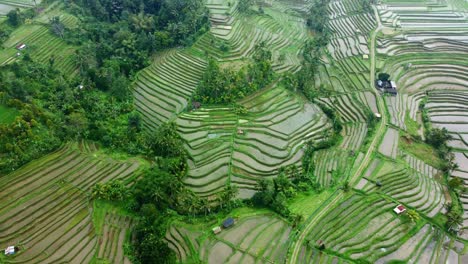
[0, 25, 12, 44]
[238, 0, 253, 12]
[357, 0, 373, 12]
[233, 104, 248, 115]
[302, 141, 316, 177]
[7, 8, 23, 27]
[0, 2, 211, 263]
[445, 210, 463, 233]
[92, 180, 128, 201]
[448, 177, 463, 191]
[134, 203, 176, 264]
[219, 42, 230, 52]
[306, 0, 331, 33]
[281, 72, 298, 92]
[320, 104, 343, 134]
[146, 122, 186, 158]
[67, 0, 209, 86]
[252, 164, 323, 218]
[295, 33, 330, 99]
[407, 209, 420, 223]
[252, 176, 293, 217]
[195, 43, 274, 104]
[425, 127, 457, 172]
[0, 104, 19, 124]
[419, 98, 458, 173]
[367, 110, 378, 131]
[341, 180, 350, 192]
[378, 73, 390, 82]
[0, 62, 65, 173]
[6, 7, 35, 28]
[425, 127, 451, 149]
[49, 16, 65, 38]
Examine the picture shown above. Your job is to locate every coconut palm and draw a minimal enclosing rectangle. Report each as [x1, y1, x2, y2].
[446, 211, 463, 233]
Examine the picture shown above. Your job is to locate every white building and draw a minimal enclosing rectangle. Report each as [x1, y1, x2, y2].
[4, 246, 15, 255]
[393, 204, 406, 214]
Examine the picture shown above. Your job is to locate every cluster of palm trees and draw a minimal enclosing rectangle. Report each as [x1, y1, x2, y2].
[444, 203, 463, 234]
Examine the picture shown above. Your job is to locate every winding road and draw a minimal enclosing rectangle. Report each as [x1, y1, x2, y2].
[286, 6, 389, 264]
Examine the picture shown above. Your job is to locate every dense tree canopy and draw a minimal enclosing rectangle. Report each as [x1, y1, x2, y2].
[58, 0, 210, 94]
[306, 0, 330, 33]
[194, 43, 274, 104]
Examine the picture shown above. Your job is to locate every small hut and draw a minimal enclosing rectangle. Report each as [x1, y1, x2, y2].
[16, 43, 26, 50]
[212, 226, 222, 234]
[4, 246, 18, 255]
[393, 204, 406, 215]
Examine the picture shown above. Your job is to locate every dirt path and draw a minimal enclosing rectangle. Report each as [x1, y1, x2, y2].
[287, 6, 389, 264]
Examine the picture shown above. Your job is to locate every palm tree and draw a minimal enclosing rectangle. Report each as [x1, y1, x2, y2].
[443, 202, 453, 214]
[292, 214, 303, 228]
[407, 209, 420, 223]
[446, 211, 463, 233]
[199, 198, 210, 216]
[342, 180, 350, 192]
[91, 183, 107, 199]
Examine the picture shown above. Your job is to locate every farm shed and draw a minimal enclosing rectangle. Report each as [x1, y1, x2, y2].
[4, 246, 16, 255]
[16, 43, 26, 50]
[222, 217, 235, 228]
[376, 80, 397, 95]
[393, 205, 406, 214]
[212, 226, 222, 234]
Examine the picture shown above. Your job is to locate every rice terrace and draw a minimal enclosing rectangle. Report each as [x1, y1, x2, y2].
[0, 0, 467, 263]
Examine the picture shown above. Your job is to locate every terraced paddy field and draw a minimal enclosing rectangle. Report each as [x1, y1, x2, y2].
[0, 3, 78, 75]
[0, 0, 38, 15]
[313, 149, 353, 187]
[197, 0, 308, 72]
[426, 90, 468, 151]
[132, 0, 311, 129]
[165, 211, 292, 264]
[0, 142, 142, 263]
[361, 157, 446, 217]
[133, 49, 207, 129]
[298, 193, 467, 263]
[378, 53, 468, 94]
[95, 211, 134, 264]
[379, 0, 468, 28]
[374, 1, 468, 242]
[302, 193, 411, 262]
[2, 0, 466, 263]
[375, 224, 463, 264]
[312, 0, 377, 94]
[164, 1, 468, 261]
[378, 127, 399, 159]
[326, 0, 376, 60]
[177, 86, 332, 198]
[384, 92, 425, 131]
[452, 152, 468, 237]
